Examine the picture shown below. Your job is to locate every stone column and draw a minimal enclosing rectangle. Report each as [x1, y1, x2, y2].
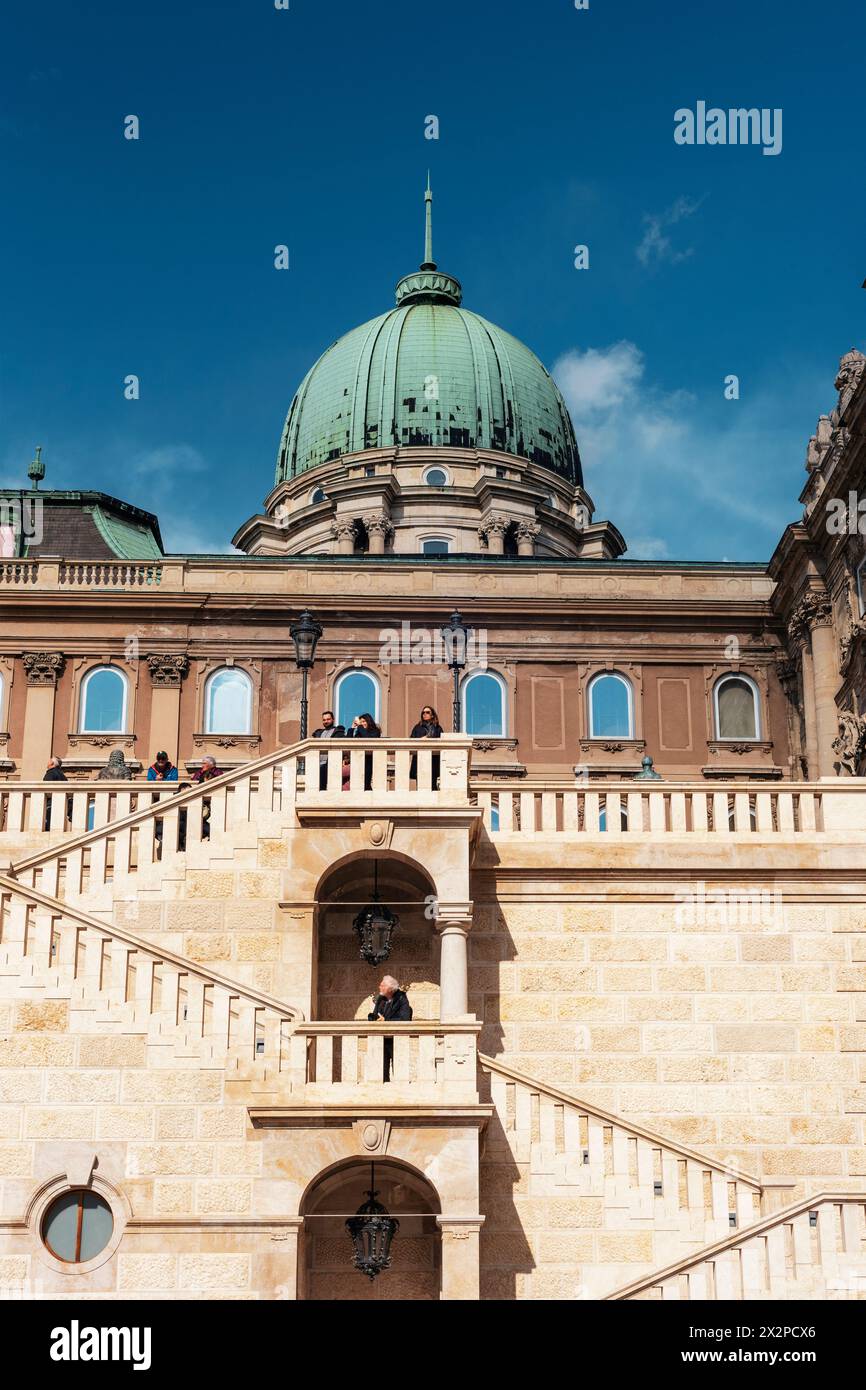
[437, 909, 472, 1020]
[330, 519, 357, 555]
[790, 591, 837, 780]
[810, 609, 840, 778]
[146, 655, 189, 765]
[437, 1217, 484, 1300]
[478, 514, 509, 556]
[516, 519, 540, 557]
[21, 653, 64, 778]
[267, 1221, 302, 1300]
[363, 512, 393, 556]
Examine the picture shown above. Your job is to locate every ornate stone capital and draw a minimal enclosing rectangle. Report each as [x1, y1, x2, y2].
[788, 591, 832, 645]
[478, 512, 510, 543]
[23, 651, 64, 687]
[516, 519, 540, 542]
[330, 518, 357, 541]
[362, 511, 393, 538]
[146, 653, 189, 688]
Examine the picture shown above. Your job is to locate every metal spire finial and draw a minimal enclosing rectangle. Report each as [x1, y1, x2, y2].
[28, 445, 45, 490]
[421, 173, 435, 271]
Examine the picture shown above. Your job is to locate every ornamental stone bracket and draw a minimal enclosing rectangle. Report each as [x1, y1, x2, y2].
[23, 651, 64, 686]
[146, 653, 189, 688]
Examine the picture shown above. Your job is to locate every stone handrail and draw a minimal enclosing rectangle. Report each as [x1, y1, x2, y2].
[291, 734, 471, 802]
[0, 781, 181, 836]
[0, 874, 302, 1064]
[605, 1192, 866, 1300]
[290, 1020, 481, 1095]
[0, 559, 184, 588]
[472, 780, 866, 836]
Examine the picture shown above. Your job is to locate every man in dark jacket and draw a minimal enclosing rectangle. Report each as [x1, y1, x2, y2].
[312, 709, 344, 789]
[43, 757, 67, 782]
[367, 975, 413, 1082]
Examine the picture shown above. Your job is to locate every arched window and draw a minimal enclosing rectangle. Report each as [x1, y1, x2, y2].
[310, 486, 327, 505]
[588, 672, 633, 739]
[335, 669, 380, 728]
[80, 666, 127, 733]
[857, 559, 866, 617]
[714, 674, 760, 741]
[42, 1190, 113, 1264]
[462, 671, 506, 736]
[204, 667, 253, 735]
[421, 537, 451, 554]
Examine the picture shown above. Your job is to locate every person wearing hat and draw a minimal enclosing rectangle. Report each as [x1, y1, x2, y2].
[147, 751, 178, 782]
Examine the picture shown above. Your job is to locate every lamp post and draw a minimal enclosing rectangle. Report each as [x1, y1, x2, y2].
[441, 609, 471, 733]
[290, 609, 323, 740]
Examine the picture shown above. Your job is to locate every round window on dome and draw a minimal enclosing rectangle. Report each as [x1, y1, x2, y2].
[42, 1190, 114, 1264]
[422, 467, 449, 488]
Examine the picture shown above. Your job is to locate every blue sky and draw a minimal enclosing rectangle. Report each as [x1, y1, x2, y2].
[1, 0, 864, 559]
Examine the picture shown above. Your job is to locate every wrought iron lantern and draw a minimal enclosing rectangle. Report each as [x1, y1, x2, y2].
[346, 1164, 399, 1279]
[352, 861, 399, 965]
[441, 608, 472, 732]
[289, 609, 323, 740]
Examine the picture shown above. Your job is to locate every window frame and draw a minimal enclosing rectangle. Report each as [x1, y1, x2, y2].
[420, 535, 452, 555]
[587, 671, 634, 740]
[203, 666, 254, 736]
[713, 672, 761, 742]
[461, 669, 507, 737]
[79, 665, 128, 734]
[41, 1188, 114, 1265]
[422, 464, 451, 488]
[334, 667, 381, 726]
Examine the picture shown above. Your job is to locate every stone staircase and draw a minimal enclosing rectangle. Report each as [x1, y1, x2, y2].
[480, 1054, 796, 1298]
[0, 874, 299, 1091]
[606, 1192, 866, 1300]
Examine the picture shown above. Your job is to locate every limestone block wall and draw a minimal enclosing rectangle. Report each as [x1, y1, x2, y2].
[469, 893, 866, 1188]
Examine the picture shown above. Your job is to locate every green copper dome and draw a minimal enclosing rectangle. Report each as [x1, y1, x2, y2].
[275, 185, 582, 486]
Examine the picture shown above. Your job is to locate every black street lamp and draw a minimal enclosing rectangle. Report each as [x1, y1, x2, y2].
[441, 608, 471, 733]
[290, 609, 323, 740]
[352, 861, 399, 965]
[346, 1163, 399, 1279]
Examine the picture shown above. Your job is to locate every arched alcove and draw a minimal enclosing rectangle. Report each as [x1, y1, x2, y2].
[301, 1157, 441, 1301]
[314, 853, 439, 1021]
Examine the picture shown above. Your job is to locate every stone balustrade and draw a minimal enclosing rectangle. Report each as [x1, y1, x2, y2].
[0, 559, 179, 588]
[289, 1021, 481, 1101]
[0, 782, 179, 837]
[609, 1194, 866, 1300]
[290, 735, 471, 803]
[474, 781, 866, 837]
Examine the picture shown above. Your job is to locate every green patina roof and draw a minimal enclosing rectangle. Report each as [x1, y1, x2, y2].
[91, 505, 164, 559]
[276, 185, 582, 486]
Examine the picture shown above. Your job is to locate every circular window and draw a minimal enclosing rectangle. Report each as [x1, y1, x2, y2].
[42, 1190, 114, 1264]
[310, 487, 327, 505]
[423, 467, 448, 487]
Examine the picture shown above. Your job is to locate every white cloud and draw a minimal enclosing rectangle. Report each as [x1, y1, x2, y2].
[636, 195, 705, 268]
[553, 341, 802, 559]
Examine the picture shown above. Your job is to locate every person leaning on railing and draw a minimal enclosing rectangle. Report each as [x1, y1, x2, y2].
[367, 975, 413, 1082]
[343, 713, 380, 791]
[409, 705, 442, 788]
[190, 755, 223, 838]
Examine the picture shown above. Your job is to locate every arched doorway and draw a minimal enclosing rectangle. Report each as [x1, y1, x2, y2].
[315, 853, 439, 1021]
[301, 1158, 441, 1300]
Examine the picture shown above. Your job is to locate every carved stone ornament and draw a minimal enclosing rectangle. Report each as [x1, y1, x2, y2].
[146, 653, 189, 688]
[330, 518, 357, 541]
[23, 651, 64, 686]
[839, 610, 866, 676]
[832, 710, 866, 777]
[516, 519, 541, 541]
[835, 348, 866, 415]
[353, 1119, 391, 1156]
[774, 656, 799, 693]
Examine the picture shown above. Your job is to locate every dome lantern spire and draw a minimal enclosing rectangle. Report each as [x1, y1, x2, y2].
[421, 171, 435, 271]
[395, 178, 462, 307]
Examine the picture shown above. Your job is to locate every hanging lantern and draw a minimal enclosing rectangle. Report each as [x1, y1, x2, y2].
[346, 1165, 399, 1279]
[352, 861, 399, 965]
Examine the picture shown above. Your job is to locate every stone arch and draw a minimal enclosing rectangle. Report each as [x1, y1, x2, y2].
[300, 1155, 442, 1301]
[314, 850, 440, 1022]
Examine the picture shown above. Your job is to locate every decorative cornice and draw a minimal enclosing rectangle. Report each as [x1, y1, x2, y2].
[23, 651, 64, 687]
[146, 653, 189, 688]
